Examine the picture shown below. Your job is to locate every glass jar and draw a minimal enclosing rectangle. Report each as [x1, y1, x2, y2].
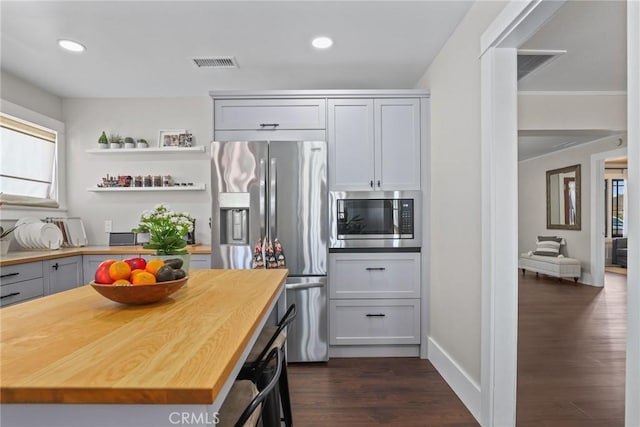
[143, 175, 152, 187]
[153, 175, 163, 187]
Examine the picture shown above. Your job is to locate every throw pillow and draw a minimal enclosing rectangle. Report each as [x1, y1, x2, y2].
[533, 239, 561, 257]
[537, 235, 563, 243]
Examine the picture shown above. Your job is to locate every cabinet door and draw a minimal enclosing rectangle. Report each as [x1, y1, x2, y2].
[330, 299, 420, 345]
[374, 98, 421, 190]
[47, 256, 83, 294]
[214, 99, 326, 130]
[82, 254, 123, 284]
[329, 252, 420, 299]
[189, 254, 211, 269]
[328, 99, 375, 190]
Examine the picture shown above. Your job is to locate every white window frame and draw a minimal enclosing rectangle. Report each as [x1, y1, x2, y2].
[0, 100, 67, 216]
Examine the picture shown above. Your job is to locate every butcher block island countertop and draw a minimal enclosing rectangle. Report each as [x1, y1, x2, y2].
[0, 269, 287, 407]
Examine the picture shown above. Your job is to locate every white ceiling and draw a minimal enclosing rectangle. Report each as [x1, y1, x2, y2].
[517, 0, 627, 160]
[0, 1, 628, 161]
[0, 1, 473, 98]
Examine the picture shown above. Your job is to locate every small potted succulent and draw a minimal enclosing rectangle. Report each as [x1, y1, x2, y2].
[124, 137, 136, 149]
[98, 131, 109, 149]
[109, 133, 123, 149]
[136, 138, 149, 149]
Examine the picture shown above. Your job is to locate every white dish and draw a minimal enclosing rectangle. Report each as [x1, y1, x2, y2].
[24, 223, 42, 248]
[13, 225, 25, 248]
[15, 217, 41, 227]
[40, 223, 63, 249]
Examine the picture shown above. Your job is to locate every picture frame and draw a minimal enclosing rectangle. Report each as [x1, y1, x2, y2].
[158, 129, 185, 147]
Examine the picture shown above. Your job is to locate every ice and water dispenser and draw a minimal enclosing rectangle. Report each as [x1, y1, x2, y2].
[218, 192, 250, 245]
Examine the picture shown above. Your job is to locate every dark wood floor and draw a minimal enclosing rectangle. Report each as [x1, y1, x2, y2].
[516, 272, 627, 427]
[286, 272, 626, 427]
[288, 358, 479, 426]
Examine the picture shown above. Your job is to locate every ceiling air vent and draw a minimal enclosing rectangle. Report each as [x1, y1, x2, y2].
[192, 56, 238, 69]
[517, 49, 565, 81]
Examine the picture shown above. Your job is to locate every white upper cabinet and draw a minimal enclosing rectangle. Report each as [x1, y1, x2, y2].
[328, 98, 421, 191]
[214, 99, 326, 130]
[375, 98, 421, 191]
[328, 99, 375, 191]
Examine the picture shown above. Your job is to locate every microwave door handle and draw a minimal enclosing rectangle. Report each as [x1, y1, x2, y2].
[260, 159, 266, 238]
[270, 157, 277, 240]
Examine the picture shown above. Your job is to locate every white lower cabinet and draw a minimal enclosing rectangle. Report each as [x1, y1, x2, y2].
[189, 254, 211, 269]
[46, 256, 83, 294]
[0, 261, 45, 307]
[328, 252, 421, 355]
[330, 299, 420, 345]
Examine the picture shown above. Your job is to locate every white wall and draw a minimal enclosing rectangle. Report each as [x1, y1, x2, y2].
[519, 92, 627, 131]
[62, 97, 213, 246]
[415, 0, 507, 390]
[518, 134, 627, 284]
[0, 71, 63, 121]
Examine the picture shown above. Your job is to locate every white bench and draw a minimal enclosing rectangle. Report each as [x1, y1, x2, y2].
[519, 253, 581, 283]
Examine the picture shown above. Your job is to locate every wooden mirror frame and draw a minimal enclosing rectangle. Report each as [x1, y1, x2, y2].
[546, 164, 581, 230]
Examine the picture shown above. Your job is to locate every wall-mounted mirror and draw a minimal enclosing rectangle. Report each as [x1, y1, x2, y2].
[547, 164, 581, 230]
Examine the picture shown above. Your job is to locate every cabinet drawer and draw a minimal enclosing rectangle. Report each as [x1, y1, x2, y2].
[329, 299, 420, 345]
[329, 253, 420, 299]
[0, 277, 45, 307]
[0, 261, 44, 285]
[214, 99, 326, 130]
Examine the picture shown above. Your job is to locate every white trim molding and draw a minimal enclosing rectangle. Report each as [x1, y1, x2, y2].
[590, 147, 628, 288]
[625, 2, 640, 425]
[428, 338, 481, 423]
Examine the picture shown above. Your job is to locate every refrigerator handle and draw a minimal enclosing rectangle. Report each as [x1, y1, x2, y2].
[260, 159, 266, 238]
[270, 157, 277, 240]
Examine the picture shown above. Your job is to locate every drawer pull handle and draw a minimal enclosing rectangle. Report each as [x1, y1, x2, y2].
[1, 292, 21, 300]
[52, 263, 59, 271]
[365, 267, 386, 271]
[259, 123, 280, 128]
[1, 272, 20, 279]
[366, 313, 386, 317]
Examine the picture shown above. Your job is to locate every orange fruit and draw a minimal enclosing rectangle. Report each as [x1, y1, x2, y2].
[132, 271, 156, 285]
[109, 261, 132, 281]
[145, 258, 165, 275]
[112, 279, 131, 286]
[130, 268, 146, 278]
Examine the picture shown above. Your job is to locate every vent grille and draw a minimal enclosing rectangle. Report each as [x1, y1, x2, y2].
[517, 49, 565, 80]
[192, 57, 238, 69]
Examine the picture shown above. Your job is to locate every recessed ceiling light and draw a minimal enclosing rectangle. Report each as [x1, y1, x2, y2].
[312, 36, 333, 49]
[58, 39, 86, 53]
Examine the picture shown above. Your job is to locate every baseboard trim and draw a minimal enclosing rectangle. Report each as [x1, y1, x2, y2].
[427, 337, 481, 423]
[329, 345, 420, 358]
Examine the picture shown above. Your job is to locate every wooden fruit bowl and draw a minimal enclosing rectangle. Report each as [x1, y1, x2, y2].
[89, 277, 188, 305]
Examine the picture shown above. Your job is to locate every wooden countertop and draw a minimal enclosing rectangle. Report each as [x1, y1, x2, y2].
[0, 245, 212, 266]
[0, 269, 287, 404]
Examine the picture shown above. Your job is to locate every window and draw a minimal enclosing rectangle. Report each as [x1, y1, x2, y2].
[611, 178, 624, 238]
[0, 113, 59, 207]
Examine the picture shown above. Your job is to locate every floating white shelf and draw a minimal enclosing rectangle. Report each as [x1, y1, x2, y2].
[86, 146, 205, 154]
[87, 184, 206, 192]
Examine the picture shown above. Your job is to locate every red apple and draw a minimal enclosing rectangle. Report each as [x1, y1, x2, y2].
[95, 259, 117, 284]
[124, 257, 147, 271]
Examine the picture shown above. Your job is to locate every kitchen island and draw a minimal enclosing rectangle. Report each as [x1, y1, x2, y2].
[0, 269, 287, 427]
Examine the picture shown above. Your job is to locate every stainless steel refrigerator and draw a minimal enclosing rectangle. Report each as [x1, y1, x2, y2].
[211, 140, 328, 362]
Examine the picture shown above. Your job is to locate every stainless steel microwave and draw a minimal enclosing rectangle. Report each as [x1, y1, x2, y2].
[329, 191, 421, 249]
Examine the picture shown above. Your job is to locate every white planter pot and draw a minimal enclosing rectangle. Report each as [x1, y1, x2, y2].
[110, 143, 122, 149]
[136, 142, 149, 149]
[98, 144, 109, 149]
[124, 142, 136, 149]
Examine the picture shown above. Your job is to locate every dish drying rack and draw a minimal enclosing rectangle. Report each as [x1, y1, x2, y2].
[44, 217, 88, 247]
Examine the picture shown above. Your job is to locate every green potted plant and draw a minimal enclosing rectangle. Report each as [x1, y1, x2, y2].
[132, 204, 194, 271]
[98, 131, 109, 149]
[124, 136, 136, 149]
[136, 138, 149, 148]
[108, 133, 123, 149]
